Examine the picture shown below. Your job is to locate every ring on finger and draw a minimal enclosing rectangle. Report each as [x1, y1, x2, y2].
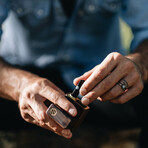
[117, 79, 128, 91]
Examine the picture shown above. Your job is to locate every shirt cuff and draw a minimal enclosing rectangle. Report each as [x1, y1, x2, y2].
[130, 28, 148, 52]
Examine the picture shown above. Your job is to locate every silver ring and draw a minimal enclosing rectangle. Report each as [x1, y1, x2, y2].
[118, 79, 128, 91]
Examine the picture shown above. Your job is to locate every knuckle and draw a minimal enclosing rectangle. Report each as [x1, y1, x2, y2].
[42, 79, 49, 85]
[19, 101, 28, 111]
[24, 117, 30, 122]
[39, 111, 46, 122]
[94, 69, 104, 80]
[20, 88, 30, 99]
[27, 92, 35, 101]
[33, 78, 48, 91]
[21, 112, 29, 121]
[21, 112, 26, 119]
[24, 118, 30, 122]
[110, 52, 122, 61]
[26, 92, 31, 98]
[21, 89, 34, 102]
[33, 82, 41, 90]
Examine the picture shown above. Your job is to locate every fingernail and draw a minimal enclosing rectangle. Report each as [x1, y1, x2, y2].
[73, 78, 77, 81]
[73, 78, 78, 85]
[81, 97, 89, 105]
[62, 130, 72, 138]
[69, 108, 77, 116]
[80, 88, 87, 96]
[97, 97, 102, 101]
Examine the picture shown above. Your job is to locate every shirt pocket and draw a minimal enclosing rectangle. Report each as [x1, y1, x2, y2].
[11, 0, 51, 20]
[99, 0, 121, 15]
[78, 0, 121, 32]
[84, 0, 121, 15]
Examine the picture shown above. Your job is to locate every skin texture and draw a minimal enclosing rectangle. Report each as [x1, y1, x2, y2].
[0, 59, 77, 139]
[74, 40, 148, 106]
[0, 39, 148, 139]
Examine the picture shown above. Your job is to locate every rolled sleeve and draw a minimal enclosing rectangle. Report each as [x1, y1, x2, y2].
[121, 0, 148, 52]
[131, 28, 148, 52]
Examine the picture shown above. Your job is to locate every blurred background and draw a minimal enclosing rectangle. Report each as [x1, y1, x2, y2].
[0, 20, 141, 148]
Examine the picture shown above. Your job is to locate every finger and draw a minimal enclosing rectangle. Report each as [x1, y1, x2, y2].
[28, 94, 48, 122]
[44, 117, 72, 139]
[81, 62, 127, 105]
[39, 87, 77, 117]
[20, 105, 37, 123]
[100, 70, 141, 101]
[25, 102, 72, 139]
[44, 80, 65, 95]
[79, 53, 119, 96]
[22, 111, 51, 132]
[21, 104, 47, 127]
[110, 80, 143, 104]
[73, 67, 97, 85]
[20, 105, 49, 130]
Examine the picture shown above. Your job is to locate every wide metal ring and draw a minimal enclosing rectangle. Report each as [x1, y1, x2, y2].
[118, 79, 128, 91]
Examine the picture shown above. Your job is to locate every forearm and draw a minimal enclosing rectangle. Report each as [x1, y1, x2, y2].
[0, 57, 39, 102]
[126, 39, 148, 83]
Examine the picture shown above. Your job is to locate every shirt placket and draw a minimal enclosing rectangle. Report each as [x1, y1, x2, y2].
[55, 0, 84, 62]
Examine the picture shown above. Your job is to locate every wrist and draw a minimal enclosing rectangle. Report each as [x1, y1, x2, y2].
[126, 53, 148, 83]
[14, 68, 40, 102]
[0, 64, 40, 102]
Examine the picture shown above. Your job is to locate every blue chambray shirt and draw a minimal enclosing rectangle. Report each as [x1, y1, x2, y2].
[0, 0, 148, 88]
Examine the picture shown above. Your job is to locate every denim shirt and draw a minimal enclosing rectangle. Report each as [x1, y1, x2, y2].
[0, 0, 148, 88]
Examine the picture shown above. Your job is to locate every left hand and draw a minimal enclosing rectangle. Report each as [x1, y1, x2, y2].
[74, 52, 144, 105]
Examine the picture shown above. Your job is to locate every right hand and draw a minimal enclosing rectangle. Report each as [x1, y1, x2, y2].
[18, 77, 77, 139]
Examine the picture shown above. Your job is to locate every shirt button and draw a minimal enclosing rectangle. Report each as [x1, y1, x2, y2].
[88, 4, 96, 12]
[17, 7, 23, 14]
[37, 9, 44, 16]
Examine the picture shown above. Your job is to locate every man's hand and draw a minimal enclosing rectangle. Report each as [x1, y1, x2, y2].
[18, 77, 77, 139]
[0, 58, 77, 139]
[74, 52, 146, 105]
